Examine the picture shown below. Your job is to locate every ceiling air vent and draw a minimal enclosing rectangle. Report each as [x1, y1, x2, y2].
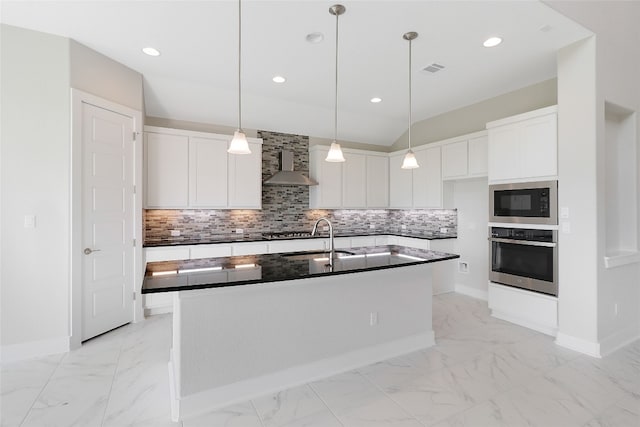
[422, 63, 445, 73]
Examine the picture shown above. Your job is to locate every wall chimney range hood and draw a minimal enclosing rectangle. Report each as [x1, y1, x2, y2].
[264, 151, 318, 186]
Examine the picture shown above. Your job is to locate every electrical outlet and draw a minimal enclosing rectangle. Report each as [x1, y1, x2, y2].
[458, 261, 469, 273]
[440, 227, 448, 233]
[170, 229, 181, 237]
[401, 225, 407, 230]
[322, 225, 329, 231]
[370, 312, 378, 326]
[369, 224, 375, 229]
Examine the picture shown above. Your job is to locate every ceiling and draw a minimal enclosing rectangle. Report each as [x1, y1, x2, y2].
[1, 1, 592, 146]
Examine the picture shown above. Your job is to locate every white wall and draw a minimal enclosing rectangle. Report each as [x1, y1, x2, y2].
[391, 79, 557, 152]
[70, 40, 144, 112]
[450, 179, 489, 299]
[551, 1, 640, 356]
[1, 25, 144, 361]
[1, 25, 71, 357]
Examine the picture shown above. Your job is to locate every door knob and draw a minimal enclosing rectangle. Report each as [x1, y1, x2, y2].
[84, 248, 101, 255]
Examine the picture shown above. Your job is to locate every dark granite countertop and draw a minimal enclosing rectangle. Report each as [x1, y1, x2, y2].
[142, 245, 459, 293]
[143, 231, 457, 247]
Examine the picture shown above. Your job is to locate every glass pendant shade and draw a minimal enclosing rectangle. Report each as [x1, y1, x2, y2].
[401, 150, 419, 169]
[325, 142, 346, 162]
[228, 130, 251, 154]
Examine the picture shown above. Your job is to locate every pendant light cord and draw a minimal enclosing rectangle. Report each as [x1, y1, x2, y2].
[334, 11, 339, 143]
[408, 37, 412, 151]
[238, 0, 242, 132]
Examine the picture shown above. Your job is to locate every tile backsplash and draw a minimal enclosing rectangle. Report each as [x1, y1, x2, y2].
[144, 130, 457, 241]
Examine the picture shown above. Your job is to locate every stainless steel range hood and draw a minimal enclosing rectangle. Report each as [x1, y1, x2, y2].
[264, 151, 318, 186]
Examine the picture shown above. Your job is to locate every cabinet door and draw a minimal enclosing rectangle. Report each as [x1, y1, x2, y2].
[342, 152, 367, 208]
[413, 146, 442, 208]
[468, 135, 488, 177]
[228, 142, 262, 208]
[189, 136, 227, 207]
[309, 148, 343, 208]
[145, 132, 189, 207]
[488, 125, 520, 181]
[367, 155, 389, 208]
[389, 153, 413, 208]
[519, 114, 557, 179]
[442, 141, 468, 179]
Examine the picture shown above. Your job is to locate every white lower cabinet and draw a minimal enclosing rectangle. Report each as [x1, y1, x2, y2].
[488, 282, 558, 336]
[267, 239, 326, 253]
[231, 242, 269, 256]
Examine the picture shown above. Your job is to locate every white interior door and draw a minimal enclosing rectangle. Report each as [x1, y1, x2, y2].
[82, 103, 134, 341]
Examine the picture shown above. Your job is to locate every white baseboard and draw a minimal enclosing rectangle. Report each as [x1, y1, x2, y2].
[170, 331, 434, 421]
[597, 326, 640, 357]
[1, 336, 69, 363]
[144, 305, 173, 316]
[454, 283, 488, 301]
[555, 332, 601, 358]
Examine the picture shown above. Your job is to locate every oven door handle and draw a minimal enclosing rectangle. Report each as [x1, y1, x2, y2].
[489, 237, 557, 248]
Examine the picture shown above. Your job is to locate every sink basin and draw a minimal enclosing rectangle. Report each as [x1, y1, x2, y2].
[283, 250, 354, 261]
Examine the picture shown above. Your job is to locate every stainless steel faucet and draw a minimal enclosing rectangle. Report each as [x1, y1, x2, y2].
[311, 217, 334, 253]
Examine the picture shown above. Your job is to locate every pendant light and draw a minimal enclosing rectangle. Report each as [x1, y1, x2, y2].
[228, 0, 251, 155]
[401, 32, 419, 169]
[325, 4, 346, 163]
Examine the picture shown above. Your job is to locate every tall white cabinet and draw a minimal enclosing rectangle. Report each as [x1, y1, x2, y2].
[144, 126, 262, 209]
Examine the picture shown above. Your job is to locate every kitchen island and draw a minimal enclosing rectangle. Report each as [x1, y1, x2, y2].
[142, 245, 458, 421]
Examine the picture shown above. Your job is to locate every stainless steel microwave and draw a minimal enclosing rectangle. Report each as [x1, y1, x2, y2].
[489, 180, 558, 225]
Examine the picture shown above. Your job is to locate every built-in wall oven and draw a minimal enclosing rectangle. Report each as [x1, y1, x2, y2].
[489, 180, 558, 225]
[489, 227, 558, 296]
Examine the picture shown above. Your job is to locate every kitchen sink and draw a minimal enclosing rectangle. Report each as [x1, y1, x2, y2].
[283, 250, 354, 261]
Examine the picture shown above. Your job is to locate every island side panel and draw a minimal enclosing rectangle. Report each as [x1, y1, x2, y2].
[173, 264, 433, 401]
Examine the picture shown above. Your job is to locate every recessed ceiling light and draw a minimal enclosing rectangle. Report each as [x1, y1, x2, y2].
[306, 32, 324, 44]
[142, 46, 160, 56]
[272, 75, 286, 83]
[483, 37, 502, 48]
[370, 97, 382, 103]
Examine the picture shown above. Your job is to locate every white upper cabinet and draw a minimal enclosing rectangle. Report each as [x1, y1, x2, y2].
[366, 155, 389, 208]
[310, 146, 388, 209]
[144, 126, 262, 209]
[487, 105, 557, 183]
[389, 146, 443, 209]
[441, 131, 488, 180]
[342, 152, 367, 208]
[309, 146, 343, 208]
[145, 132, 189, 208]
[389, 153, 413, 208]
[468, 135, 489, 177]
[189, 136, 227, 207]
[228, 141, 262, 208]
[413, 146, 442, 208]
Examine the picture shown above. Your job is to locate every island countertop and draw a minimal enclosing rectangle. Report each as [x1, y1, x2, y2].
[143, 244, 459, 294]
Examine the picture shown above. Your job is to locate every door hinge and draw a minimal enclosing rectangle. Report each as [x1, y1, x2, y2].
[133, 185, 136, 194]
[133, 292, 136, 301]
[133, 131, 137, 141]
[133, 238, 136, 247]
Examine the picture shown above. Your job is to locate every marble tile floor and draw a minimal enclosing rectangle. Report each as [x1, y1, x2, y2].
[2, 293, 639, 427]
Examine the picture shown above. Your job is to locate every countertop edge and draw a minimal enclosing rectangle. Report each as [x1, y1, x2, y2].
[143, 232, 458, 248]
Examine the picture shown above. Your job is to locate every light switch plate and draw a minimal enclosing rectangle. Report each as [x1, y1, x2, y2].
[24, 215, 36, 228]
[560, 207, 570, 219]
[170, 229, 181, 237]
[562, 222, 571, 234]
